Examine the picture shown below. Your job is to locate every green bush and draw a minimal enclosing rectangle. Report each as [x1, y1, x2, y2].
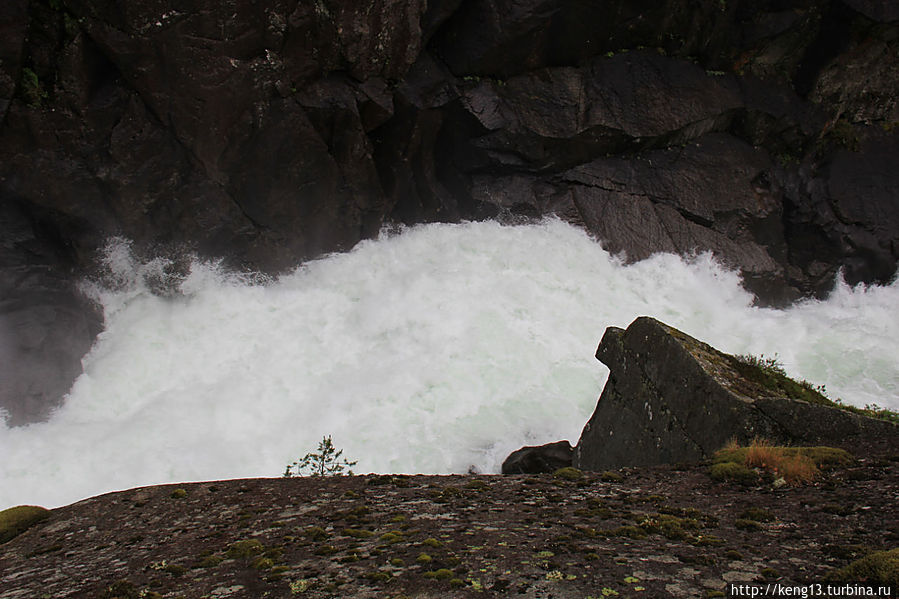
[826, 548, 899, 586]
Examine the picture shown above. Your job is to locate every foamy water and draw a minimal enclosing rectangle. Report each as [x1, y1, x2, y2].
[1, 219, 896, 509]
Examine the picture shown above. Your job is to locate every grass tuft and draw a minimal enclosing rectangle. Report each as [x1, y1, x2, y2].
[711, 439, 852, 486]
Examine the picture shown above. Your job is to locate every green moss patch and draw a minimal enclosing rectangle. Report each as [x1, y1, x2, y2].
[826, 548, 899, 586]
[553, 467, 584, 481]
[342, 528, 374, 539]
[423, 568, 455, 580]
[708, 461, 758, 485]
[639, 514, 700, 540]
[226, 539, 264, 558]
[0, 505, 50, 543]
[710, 442, 853, 486]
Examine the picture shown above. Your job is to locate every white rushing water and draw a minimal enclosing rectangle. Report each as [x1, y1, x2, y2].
[1, 219, 897, 510]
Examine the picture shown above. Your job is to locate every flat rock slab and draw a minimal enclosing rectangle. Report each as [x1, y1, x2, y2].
[1, 456, 897, 598]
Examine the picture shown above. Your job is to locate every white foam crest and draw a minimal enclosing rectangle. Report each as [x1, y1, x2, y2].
[1, 219, 896, 509]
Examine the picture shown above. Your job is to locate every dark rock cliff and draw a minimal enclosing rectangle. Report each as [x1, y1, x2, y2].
[574, 317, 899, 471]
[2, 0, 898, 423]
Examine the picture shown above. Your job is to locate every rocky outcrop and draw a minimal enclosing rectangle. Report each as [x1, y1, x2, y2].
[0, 199, 102, 425]
[574, 317, 899, 471]
[2, 0, 898, 423]
[500, 440, 572, 474]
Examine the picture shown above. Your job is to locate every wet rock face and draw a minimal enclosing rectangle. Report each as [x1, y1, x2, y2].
[573, 317, 899, 471]
[1, 0, 898, 423]
[0, 200, 102, 426]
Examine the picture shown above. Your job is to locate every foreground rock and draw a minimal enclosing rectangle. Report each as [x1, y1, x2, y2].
[501, 440, 573, 474]
[1, 456, 897, 598]
[575, 317, 899, 471]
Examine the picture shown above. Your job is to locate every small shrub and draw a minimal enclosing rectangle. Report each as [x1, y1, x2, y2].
[284, 435, 357, 477]
[825, 548, 899, 586]
[424, 568, 455, 580]
[379, 531, 403, 544]
[711, 439, 851, 485]
[365, 570, 391, 583]
[735, 353, 786, 375]
[416, 553, 433, 564]
[252, 557, 274, 570]
[691, 534, 725, 546]
[342, 528, 374, 539]
[305, 526, 328, 541]
[745, 438, 780, 470]
[198, 555, 224, 568]
[102, 580, 141, 599]
[734, 519, 764, 532]
[600, 471, 624, 483]
[227, 539, 264, 559]
[0, 505, 50, 544]
[170, 488, 188, 499]
[739, 508, 775, 522]
[612, 526, 648, 540]
[776, 453, 818, 485]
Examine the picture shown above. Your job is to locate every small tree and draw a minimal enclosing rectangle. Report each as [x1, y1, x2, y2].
[284, 435, 357, 477]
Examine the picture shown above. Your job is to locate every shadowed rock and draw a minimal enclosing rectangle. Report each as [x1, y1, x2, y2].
[501, 440, 573, 474]
[574, 317, 899, 471]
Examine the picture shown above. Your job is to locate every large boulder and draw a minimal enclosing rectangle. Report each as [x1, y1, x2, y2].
[501, 440, 573, 474]
[574, 317, 899, 470]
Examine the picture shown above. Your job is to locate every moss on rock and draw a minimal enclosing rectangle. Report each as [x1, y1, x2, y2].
[826, 548, 899, 586]
[0, 505, 50, 543]
[553, 467, 584, 481]
[708, 461, 758, 485]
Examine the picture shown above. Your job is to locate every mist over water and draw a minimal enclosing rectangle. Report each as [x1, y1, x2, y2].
[1, 219, 897, 509]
